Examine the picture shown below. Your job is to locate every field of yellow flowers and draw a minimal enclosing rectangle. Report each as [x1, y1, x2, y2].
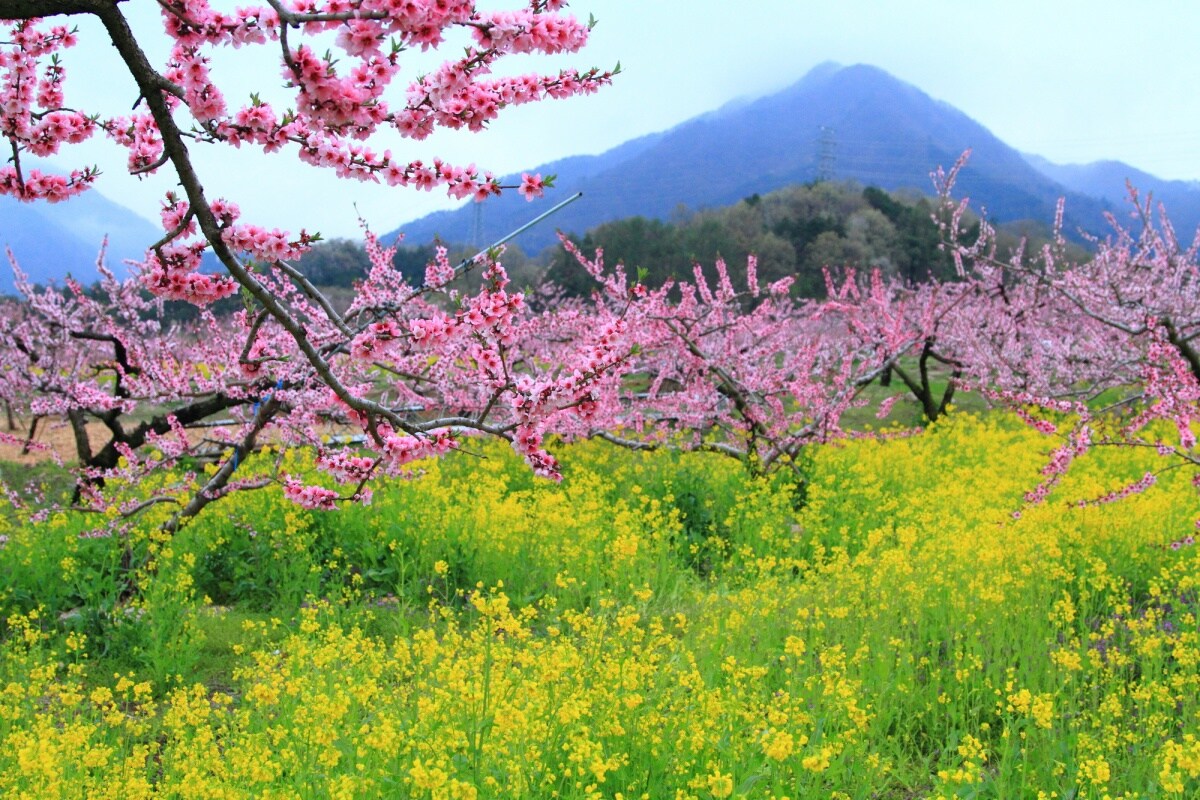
[1, 413, 1199, 798]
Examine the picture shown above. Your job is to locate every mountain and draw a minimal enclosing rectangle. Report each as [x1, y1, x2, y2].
[1024, 155, 1200, 238]
[388, 62, 1121, 253]
[0, 181, 159, 295]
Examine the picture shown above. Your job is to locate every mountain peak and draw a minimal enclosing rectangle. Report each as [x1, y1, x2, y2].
[796, 60, 844, 84]
[387, 64, 1177, 253]
[0, 166, 159, 295]
[793, 62, 917, 95]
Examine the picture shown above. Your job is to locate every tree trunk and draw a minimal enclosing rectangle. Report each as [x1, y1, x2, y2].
[19, 415, 40, 455]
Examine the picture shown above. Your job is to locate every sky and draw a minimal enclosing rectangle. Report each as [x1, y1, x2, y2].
[48, 0, 1200, 240]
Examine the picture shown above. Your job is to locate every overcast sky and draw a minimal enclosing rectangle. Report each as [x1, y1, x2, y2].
[53, 0, 1200, 240]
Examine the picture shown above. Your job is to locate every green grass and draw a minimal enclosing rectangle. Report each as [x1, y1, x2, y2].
[0, 457, 76, 504]
[1, 414, 1198, 797]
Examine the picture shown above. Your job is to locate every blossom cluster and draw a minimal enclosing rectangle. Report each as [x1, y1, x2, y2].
[1, 2, 614, 312]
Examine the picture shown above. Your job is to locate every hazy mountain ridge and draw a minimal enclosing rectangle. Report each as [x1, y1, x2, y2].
[0, 184, 159, 295]
[10, 63, 1200, 295]
[389, 63, 1197, 254]
[1022, 154, 1200, 237]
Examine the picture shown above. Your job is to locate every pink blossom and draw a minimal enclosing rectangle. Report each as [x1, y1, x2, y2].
[518, 172, 545, 201]
[283, 478, 340, 510]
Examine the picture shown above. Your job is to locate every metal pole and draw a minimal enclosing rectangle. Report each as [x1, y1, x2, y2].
[456, 191, 583, 271]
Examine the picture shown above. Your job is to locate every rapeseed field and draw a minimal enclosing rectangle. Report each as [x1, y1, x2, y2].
[1, 413, 1198, 798]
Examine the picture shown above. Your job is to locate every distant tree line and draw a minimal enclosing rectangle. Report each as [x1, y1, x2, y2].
[286, 235, 545, 293]
[544, 182, 979, 297]
[55, 182, 1081, 321]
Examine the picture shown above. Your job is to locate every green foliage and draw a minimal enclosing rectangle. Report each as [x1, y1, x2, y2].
[547, 182, 979, 298]
[292, 237, 376, 287]
[3, 416, 1200, 797]
[545, 216, 688, 295]
[543, 182, 1084, 299]
[862, 186, 960, 283]
[0, 458, 75, 504]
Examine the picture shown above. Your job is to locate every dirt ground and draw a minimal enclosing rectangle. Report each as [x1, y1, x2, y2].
[0, 417, 107, 465]
[0, 415, 356, 468]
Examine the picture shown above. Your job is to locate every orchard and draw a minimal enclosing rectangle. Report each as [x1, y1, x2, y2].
[2, 2, 1200, 798]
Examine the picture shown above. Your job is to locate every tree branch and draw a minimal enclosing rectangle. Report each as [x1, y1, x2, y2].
[0, 0, 118, 19]
[92, 1, 420, 444]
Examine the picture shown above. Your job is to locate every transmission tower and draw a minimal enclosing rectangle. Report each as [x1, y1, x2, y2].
[816, 125, 837, 183]
[471, 202, 484, 249]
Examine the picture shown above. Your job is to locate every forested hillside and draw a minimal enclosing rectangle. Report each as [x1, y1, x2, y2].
[294, 181, 1076, 299]
[543, 182, 962, 296]
[388, 62, 1121, 253]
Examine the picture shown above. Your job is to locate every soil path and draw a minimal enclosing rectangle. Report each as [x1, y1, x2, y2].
[0, 417, 102, 466]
